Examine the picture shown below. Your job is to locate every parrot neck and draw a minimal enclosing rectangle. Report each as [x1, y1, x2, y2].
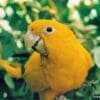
[40, 54, 50, 67]
[44, 41, 77, 65]
[43, 37, 78, 65]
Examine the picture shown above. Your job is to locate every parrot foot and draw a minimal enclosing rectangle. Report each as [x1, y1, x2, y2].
[56, 95, 69, 100]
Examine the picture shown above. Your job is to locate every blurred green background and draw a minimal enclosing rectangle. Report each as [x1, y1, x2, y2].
[0, 0, 100, 100]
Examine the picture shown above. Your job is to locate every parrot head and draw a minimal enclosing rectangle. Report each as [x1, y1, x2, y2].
[24, 19, 75, 58]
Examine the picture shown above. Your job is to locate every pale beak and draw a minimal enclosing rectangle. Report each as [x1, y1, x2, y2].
[24, 30, 48, 56]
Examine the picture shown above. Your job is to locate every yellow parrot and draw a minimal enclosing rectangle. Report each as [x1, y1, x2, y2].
[0, 20, 92, 100]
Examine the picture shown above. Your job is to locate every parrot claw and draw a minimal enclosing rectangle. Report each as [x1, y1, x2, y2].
[56, 95, 69, 100]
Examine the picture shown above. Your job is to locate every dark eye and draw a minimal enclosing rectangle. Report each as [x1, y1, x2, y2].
[46, 27, 52, 32]
[45, 26, 55, 35]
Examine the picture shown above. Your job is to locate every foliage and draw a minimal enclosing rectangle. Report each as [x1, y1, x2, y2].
[0, 0, 100, 100]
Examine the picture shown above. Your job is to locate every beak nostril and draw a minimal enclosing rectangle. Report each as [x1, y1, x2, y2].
[31, 28, 34, 31]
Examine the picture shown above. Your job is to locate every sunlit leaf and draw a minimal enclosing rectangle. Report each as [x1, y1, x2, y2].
[4, 73, 15, 89]
[93, 47, 100, 68]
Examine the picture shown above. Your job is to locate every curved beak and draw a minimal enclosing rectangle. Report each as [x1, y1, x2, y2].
[24, 30, 48, 56]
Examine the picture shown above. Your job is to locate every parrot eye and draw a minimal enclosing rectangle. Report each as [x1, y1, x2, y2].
[45, 26, 55, 35]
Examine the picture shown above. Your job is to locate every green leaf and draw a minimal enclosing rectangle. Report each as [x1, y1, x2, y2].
[4, 73, 15, 89]
[95, 67, 100, 80]
[0, 30, 16, 59]
[92, 81, 100, 95]
[75, 91, 84, 97]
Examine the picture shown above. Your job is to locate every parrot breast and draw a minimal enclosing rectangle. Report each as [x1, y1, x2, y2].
[23, 37, 92, 94]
